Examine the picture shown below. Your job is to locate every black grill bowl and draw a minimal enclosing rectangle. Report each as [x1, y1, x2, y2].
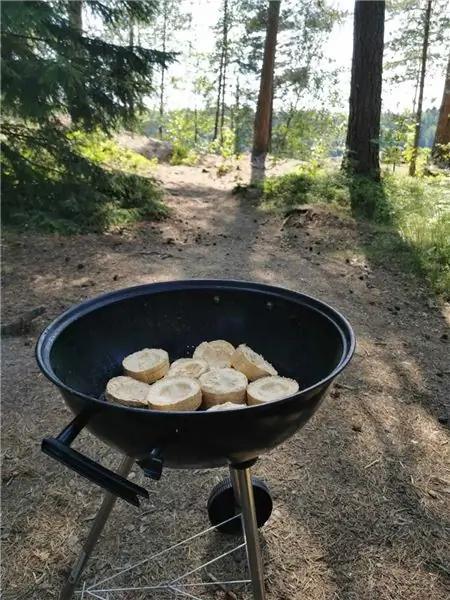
[36, 280, 355, 468]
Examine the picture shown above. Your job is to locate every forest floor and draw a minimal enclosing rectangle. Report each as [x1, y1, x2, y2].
[2, 158, 450, 600]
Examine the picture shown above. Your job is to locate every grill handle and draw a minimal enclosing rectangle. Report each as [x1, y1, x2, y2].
[41, 413, 149, 507]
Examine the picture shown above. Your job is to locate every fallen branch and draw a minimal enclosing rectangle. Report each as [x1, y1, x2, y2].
[1, 306, 46, 336]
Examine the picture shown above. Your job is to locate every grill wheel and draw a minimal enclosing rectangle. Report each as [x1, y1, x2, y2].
[207, 477, 273, 535]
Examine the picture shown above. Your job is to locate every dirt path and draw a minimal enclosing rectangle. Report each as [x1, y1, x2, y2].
[2, 163, 450, 600]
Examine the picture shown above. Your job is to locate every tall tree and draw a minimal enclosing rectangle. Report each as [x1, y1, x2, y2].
[159, 0, 169, 138]
[251, 0, 281, 183]
[219, 0, 230, 144]
[385, 0, 450, 101]
[137, 0, 191, 139]
[213, 0, 232, 142]
[384, 0, 450, 172]
[343, 0, 385, 180]
[432, 53, 450, 165]
[409, 0, 432, 176]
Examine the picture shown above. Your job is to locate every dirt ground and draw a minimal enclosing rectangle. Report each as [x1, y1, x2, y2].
[2, 160, 450, 600]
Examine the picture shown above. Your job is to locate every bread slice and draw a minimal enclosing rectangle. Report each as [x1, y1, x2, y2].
[207, 401, 246, 412]
[231, 344, 277, 381]
[146, 376, 202, 411]
[199, 368, 248, 408]
[123, 348, 169, 384]
[193, 340, 235, 369]
[105, 376, 151, 408]
[166, 358, 209, 379]
[247, 376, 299, 406]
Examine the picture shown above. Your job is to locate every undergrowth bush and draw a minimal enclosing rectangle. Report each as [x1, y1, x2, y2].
[262, 166, 350, 211]
[2, 125, 167, 234]
[261, 165, 450, 298]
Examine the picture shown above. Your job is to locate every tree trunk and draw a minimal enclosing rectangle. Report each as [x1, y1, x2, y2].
[129, 16, 134, 47]
[67, 1, 83, 124]
[268, 86, 274, 153]
[219, 0, 229, 146]
[68, 0, 83, 31]
[213, 46, 225, 141]
[343, 0, 385, 180]
[412, 67, 420, 115]
[159, 0, 168, 139]
[194, 105, 199, 144]
[409, 0, 432, 177]
[234, 76, 240, 155]
[432, 53, 450, 165]
[251, 0, 281, 184]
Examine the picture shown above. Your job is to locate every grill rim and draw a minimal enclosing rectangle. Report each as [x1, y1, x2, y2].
[35, 278, 356, 416]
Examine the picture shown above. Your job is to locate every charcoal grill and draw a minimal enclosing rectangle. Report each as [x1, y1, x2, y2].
[36, 279, 355, 599]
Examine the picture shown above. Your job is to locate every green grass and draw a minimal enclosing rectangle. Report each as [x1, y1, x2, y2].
[261, 165, 450, 299]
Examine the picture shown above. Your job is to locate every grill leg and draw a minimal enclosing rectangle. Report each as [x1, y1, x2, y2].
[230, 466, 266, 600]
[59, 455, 135, 600]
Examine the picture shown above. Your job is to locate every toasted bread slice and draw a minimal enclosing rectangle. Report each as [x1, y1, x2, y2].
[166, 358, 209, 379]
[231, 344, 277, 381]
[105, 376, 151, 408]
[146, 376, 202, 411]
[199, 368, 248, 408]
[247, 376, 299, 406]
[193, 340, 235, 369]
[123, 348, 169, 384]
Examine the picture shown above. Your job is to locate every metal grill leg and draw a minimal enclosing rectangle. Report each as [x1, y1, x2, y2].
[230, 466, 266, 600]
[59, 455, 135, 600]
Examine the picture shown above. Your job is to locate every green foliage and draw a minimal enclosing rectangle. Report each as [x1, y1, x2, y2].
[164, 110, 205, 165]
[70, 130, 158, 172]
[209, 126, 236, 159]
[380, 112, 414, 170]
[1, 1, 174, 132]
[365, 173, 450, 297]
[380, 109, 438, 173]
[385, 0, 450, 86]
[1, 0, 173, 234]
[157, 109, 238, 165]
[433, 141, 450, 167]
[2, 124, 167, 234]
[261, 164, 450, 298]
[272, 110, 347, 159]
[262, 167, 350, 211]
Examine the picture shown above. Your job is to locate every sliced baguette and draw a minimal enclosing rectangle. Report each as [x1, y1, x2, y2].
[105, 376, 151, 408]
[166, 358, 209, 379]
[123, 348, 169, 384]
[247, 376, 299, 406]
[231, 344, 277, 381]
[146, 376, 202, 411]
[193, 340, 235, 369]
[199, 368, 248, 408]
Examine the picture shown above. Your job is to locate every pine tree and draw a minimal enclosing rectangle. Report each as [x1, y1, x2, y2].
[1, 0, 174, 230]
[147, 0, 191, 139]
[409, 0, 432, 176]
[343, 0, 385, 180]
[227, 0, 344, 157]
[251, 0, 281, 183]
[385, 0, 450, 174]
[212, 0, 233, 143]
